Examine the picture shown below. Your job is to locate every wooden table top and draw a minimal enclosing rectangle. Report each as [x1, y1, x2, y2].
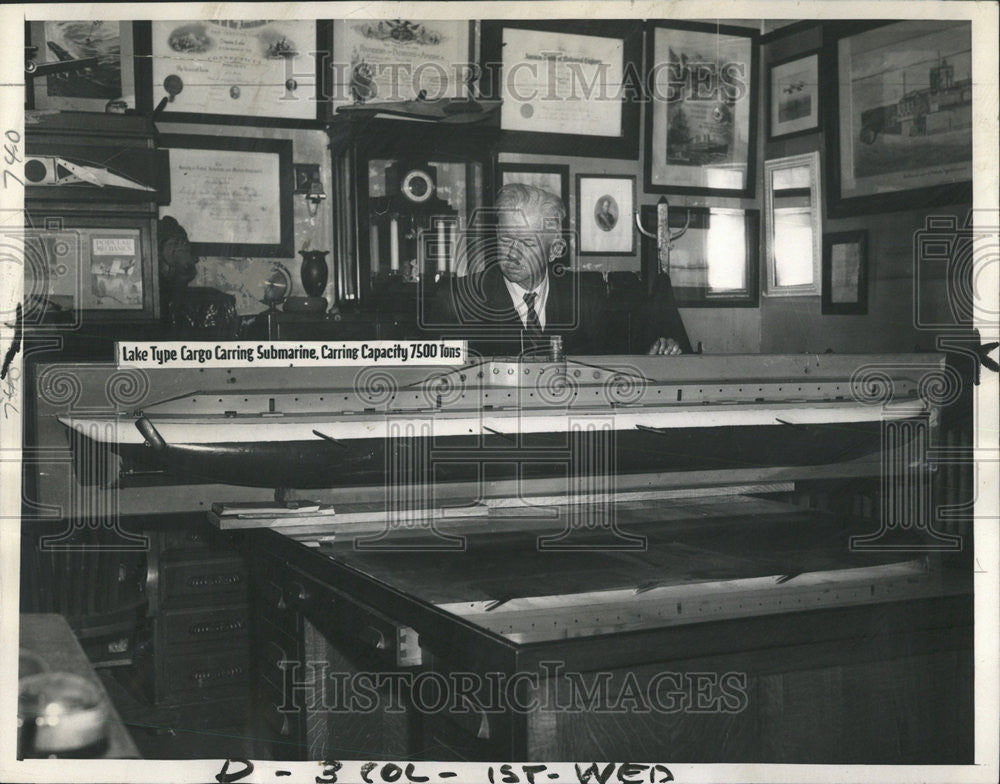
[19, 613, 141, 759]
[316, 496, 928, 605]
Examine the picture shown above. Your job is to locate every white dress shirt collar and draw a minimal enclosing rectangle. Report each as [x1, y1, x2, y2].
[503, 273, 549, 330]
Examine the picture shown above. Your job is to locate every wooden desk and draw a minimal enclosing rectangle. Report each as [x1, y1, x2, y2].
[243, 497, 973, 763]
[19, 614, 141, 759]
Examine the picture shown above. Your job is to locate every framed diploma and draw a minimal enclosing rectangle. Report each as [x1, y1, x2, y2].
[824, 20, 972, 216]
[480, 21, 641, 158]
[26, 21, 136, 112]
[139, 20, 326, 126]
[331, 20, 474, 111]
[644, 22, 759, 197]
[158, 135, 294, 258]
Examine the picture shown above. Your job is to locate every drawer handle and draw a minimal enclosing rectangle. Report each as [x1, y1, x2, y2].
[189, 619, 245, 636]
[286, 580, 312, 603]
[186, 572, 243, 588]
[456, 696, 491, 740]
[359, 626, 386, 650]
[193, 665, 245, 683]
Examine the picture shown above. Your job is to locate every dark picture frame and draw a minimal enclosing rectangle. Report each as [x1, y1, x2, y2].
[480, 20, 642, 159]
[134, 20, 330, 127]
[768, 50, 821, 140]
[644, 21, 759, 197]
[158, 134, 294, 258]
[822, 230, 868, 314]
[823, 20, 973, 217]
[23, 212, 159, 322]
[293, 163, 322, 194]
[25, 20, 137, 113]
[576, 174, 635, 256]
[639, 204, 759, 307]
[496, 162, 570, 233]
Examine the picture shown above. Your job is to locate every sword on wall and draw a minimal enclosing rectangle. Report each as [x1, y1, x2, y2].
[635, 196, 691, 277]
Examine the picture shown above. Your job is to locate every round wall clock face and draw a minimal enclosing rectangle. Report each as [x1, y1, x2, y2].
[401, 169, 434, 203]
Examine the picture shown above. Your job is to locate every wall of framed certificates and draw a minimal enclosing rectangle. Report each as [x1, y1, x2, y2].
[23, 16, 973, 348]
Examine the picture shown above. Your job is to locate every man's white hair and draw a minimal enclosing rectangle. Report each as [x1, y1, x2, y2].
[495, 183, 566, 230]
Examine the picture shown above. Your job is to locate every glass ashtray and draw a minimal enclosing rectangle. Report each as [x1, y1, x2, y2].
[18, 672, 109, 758]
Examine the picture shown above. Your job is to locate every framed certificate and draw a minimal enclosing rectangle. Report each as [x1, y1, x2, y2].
[330, 20, 474, 111]
[139, 20, 326, 126]
[644, 22, 759, 197]
[480, 20, 641, 158]
[158, 135, 294, 257]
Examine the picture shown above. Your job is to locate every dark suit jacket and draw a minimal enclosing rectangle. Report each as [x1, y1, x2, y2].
[431, 264, 692, 357]
[432, 263, 611, 357]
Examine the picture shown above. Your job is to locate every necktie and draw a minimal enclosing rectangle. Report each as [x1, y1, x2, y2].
[523, 291, 544, 346]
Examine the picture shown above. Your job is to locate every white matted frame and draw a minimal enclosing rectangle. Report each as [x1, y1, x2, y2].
[764, 151, 822, 296]
[576, 175, 635, 256]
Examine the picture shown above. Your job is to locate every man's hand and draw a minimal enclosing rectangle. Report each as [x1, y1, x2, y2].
[648, 337, 683, 356]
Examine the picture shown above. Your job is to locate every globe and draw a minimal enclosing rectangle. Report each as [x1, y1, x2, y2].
[260, 264, 292, 309]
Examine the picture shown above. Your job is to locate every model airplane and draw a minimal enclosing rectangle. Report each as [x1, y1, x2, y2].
[24, 156, 155, 192]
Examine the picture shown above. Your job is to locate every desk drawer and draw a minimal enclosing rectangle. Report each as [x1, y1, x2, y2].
[162, 605, 249, 648]
[160, 526, 235, 556]
[161, 557, 247, 607]
[282, 565, 421, 667]
[254, 577, 298, 637]
[163, 648, 249, 697]
[257, 634, 298, 693]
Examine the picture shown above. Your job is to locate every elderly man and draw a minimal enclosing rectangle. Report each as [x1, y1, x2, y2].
[436, 183, 690, 357]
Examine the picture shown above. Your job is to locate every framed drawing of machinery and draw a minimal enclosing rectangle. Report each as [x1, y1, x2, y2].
[824, 20, 972, 216]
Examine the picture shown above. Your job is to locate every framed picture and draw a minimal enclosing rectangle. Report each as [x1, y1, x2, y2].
[137, 20, 327, 126]
[293, 163, 322, 194]
[576, 175, 635, 256]
[480, 20, 641, 158]
[639, 205, 759, 307]
[763, 152, 822, 297]
[330, 20, 475, 111]
[644, 22, 759, 197]
[497, 163, 570, 232]
[26, 21, 136, 112]
[23, 214, 158, 322]
[158, 134, 294, 257]
[825, 20, 972, 216]
[822, 230, 868, 314]
[769, 51, 820, 139]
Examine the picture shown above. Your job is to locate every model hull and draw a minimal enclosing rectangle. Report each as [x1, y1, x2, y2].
[88, 419, 895, 489]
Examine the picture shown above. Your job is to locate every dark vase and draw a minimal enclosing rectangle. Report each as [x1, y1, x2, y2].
[298, 250, 329, 297]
